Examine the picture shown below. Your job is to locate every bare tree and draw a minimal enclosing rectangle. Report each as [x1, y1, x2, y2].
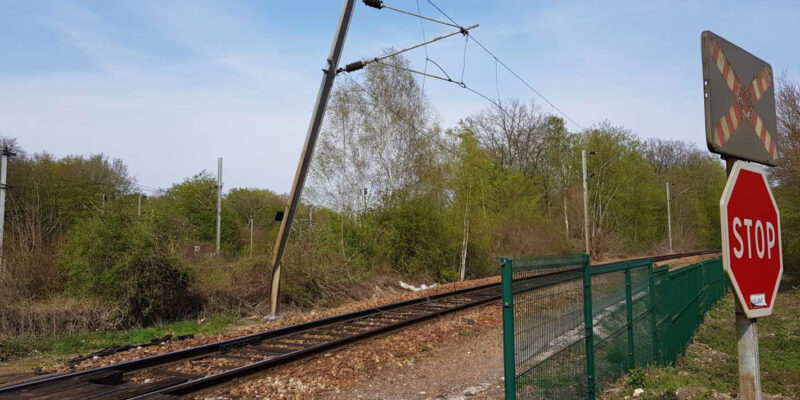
[642, 139, 697, 174]
[774, 74, 800, 186]
[460, 99, 551, 178]
[309, 52, 437, 213]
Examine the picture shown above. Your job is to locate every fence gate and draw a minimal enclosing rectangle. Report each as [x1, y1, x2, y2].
[502, 255, 725, 400]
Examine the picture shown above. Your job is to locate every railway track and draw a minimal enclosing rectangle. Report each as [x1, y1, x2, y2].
[0, 250, 717, 400]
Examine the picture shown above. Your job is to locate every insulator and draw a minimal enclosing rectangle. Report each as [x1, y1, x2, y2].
[363, 0, 383, 9]
[344, 61, 365, 72]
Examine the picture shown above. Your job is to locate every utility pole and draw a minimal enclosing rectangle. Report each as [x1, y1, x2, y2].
[138, 193, 143, 216]
[269, 0, 357, 316]
[0, 147, 15, 267]
[216, 157, 222, 257]
[666, 182, 673, 253]
[581, 150, 590, 256]
[249, 217, 254, 258]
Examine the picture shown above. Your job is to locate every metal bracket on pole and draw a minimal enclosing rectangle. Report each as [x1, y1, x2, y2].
[268, 0, 357, 316]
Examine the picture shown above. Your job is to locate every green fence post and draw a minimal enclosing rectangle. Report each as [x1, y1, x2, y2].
[647, 260, 658, 365]
[582, 254, 596, 400]
[501, 257, 516, 400]
[625, 264, 635, 369]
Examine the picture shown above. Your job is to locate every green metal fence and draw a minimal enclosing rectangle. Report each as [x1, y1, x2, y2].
[502, 256, 726, 400]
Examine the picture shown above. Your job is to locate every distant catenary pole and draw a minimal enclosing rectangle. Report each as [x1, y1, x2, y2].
[268, 0, 357, 315]
[582, 150, 590, 256]
[249, 217, 254, 258]
[0, 148, 12, 266]
[666, 182, 673, 253]
[216, 157, 222, 256]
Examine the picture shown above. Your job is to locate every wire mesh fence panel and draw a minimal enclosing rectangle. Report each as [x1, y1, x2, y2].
[503, 256, 726, 400]
[589, 269, 628, 391]
[588, 261, 651, 391]
[502, 255, 589, 400]
[630, 265, 654, 368]
[652, 266, 670, 365]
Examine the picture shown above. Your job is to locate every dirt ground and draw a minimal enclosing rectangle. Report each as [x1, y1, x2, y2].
[192, 303, 506, 400]
[40, 276, 500, 375]
[0, 254, 720, 399]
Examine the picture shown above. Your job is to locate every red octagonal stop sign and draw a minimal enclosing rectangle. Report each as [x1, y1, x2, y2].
[720, 161, 783, 318]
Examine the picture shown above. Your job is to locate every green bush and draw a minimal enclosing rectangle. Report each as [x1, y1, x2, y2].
[61, 204, 193, 325]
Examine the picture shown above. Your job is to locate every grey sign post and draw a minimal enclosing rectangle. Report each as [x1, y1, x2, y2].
[702, 30, 780, 400]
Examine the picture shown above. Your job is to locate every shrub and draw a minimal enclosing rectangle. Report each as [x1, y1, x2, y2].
[61, 204, 193, 325]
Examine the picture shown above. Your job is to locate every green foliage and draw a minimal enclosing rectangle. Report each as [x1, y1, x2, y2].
[775, 186, 800, 277]
[2, 152, 135, 299]
[8, 153, 134, 235]
[579, 125, 664, 254]
[374, 194, 455, 278]
[226, 187, 284, 226]
[162, 172, 241, 253]
[602, 289, 800, 399]
[627, 367, 646, 387]
[61, 204, 193, 324]
[0, 314, 238, 365]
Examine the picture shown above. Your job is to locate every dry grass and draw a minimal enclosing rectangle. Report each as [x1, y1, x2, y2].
[0, 297, 121, 340]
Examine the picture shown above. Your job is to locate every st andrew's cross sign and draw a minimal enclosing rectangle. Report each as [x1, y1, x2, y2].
[702, 31, 779, 166]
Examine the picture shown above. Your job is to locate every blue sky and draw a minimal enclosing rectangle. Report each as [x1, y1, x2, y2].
[2, 0, 799, 194]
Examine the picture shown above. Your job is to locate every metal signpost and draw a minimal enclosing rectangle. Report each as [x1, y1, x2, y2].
[702, 30, 781, 400]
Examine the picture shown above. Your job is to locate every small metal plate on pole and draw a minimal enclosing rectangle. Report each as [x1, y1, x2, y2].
[702, 31, 778, 166]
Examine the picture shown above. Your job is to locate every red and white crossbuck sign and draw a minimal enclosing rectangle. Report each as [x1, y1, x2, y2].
[709, 39, 777, 160]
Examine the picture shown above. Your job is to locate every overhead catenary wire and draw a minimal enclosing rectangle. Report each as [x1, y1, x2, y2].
[342, 68, 513, 163]
[367, 58, 518, 125]
[374, 60, 463, 87]
[415, 0, 429, 93]
[363, 0, 460, 29]
[341, 73, 424, 134]
[351, 0, 519, 124]
[338, 24, 478, 73]
[425, 0, 587, 131]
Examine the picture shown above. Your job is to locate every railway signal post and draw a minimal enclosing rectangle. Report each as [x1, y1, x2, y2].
[702, 30, 782, 400]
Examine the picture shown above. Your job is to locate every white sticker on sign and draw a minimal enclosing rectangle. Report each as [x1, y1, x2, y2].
[750, 293, 767, 307]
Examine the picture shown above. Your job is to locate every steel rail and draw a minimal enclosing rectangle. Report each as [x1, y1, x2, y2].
[0, 250, 717, 399]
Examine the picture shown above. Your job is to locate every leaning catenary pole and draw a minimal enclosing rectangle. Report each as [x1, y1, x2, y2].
[269, 0, 357, 316]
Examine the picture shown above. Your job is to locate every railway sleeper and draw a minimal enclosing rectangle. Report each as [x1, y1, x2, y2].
[287, 335, 332, 344]
[347, 320, 389, 328]
[249, 345, 300, 355]
[261, 340, 310, 349]
[0, 370, 124, 400]
[86, 376, 187, 400]
[306, 329, 354, 338]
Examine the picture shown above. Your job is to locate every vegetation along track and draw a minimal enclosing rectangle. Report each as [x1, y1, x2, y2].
[0, 250, 717, 400]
